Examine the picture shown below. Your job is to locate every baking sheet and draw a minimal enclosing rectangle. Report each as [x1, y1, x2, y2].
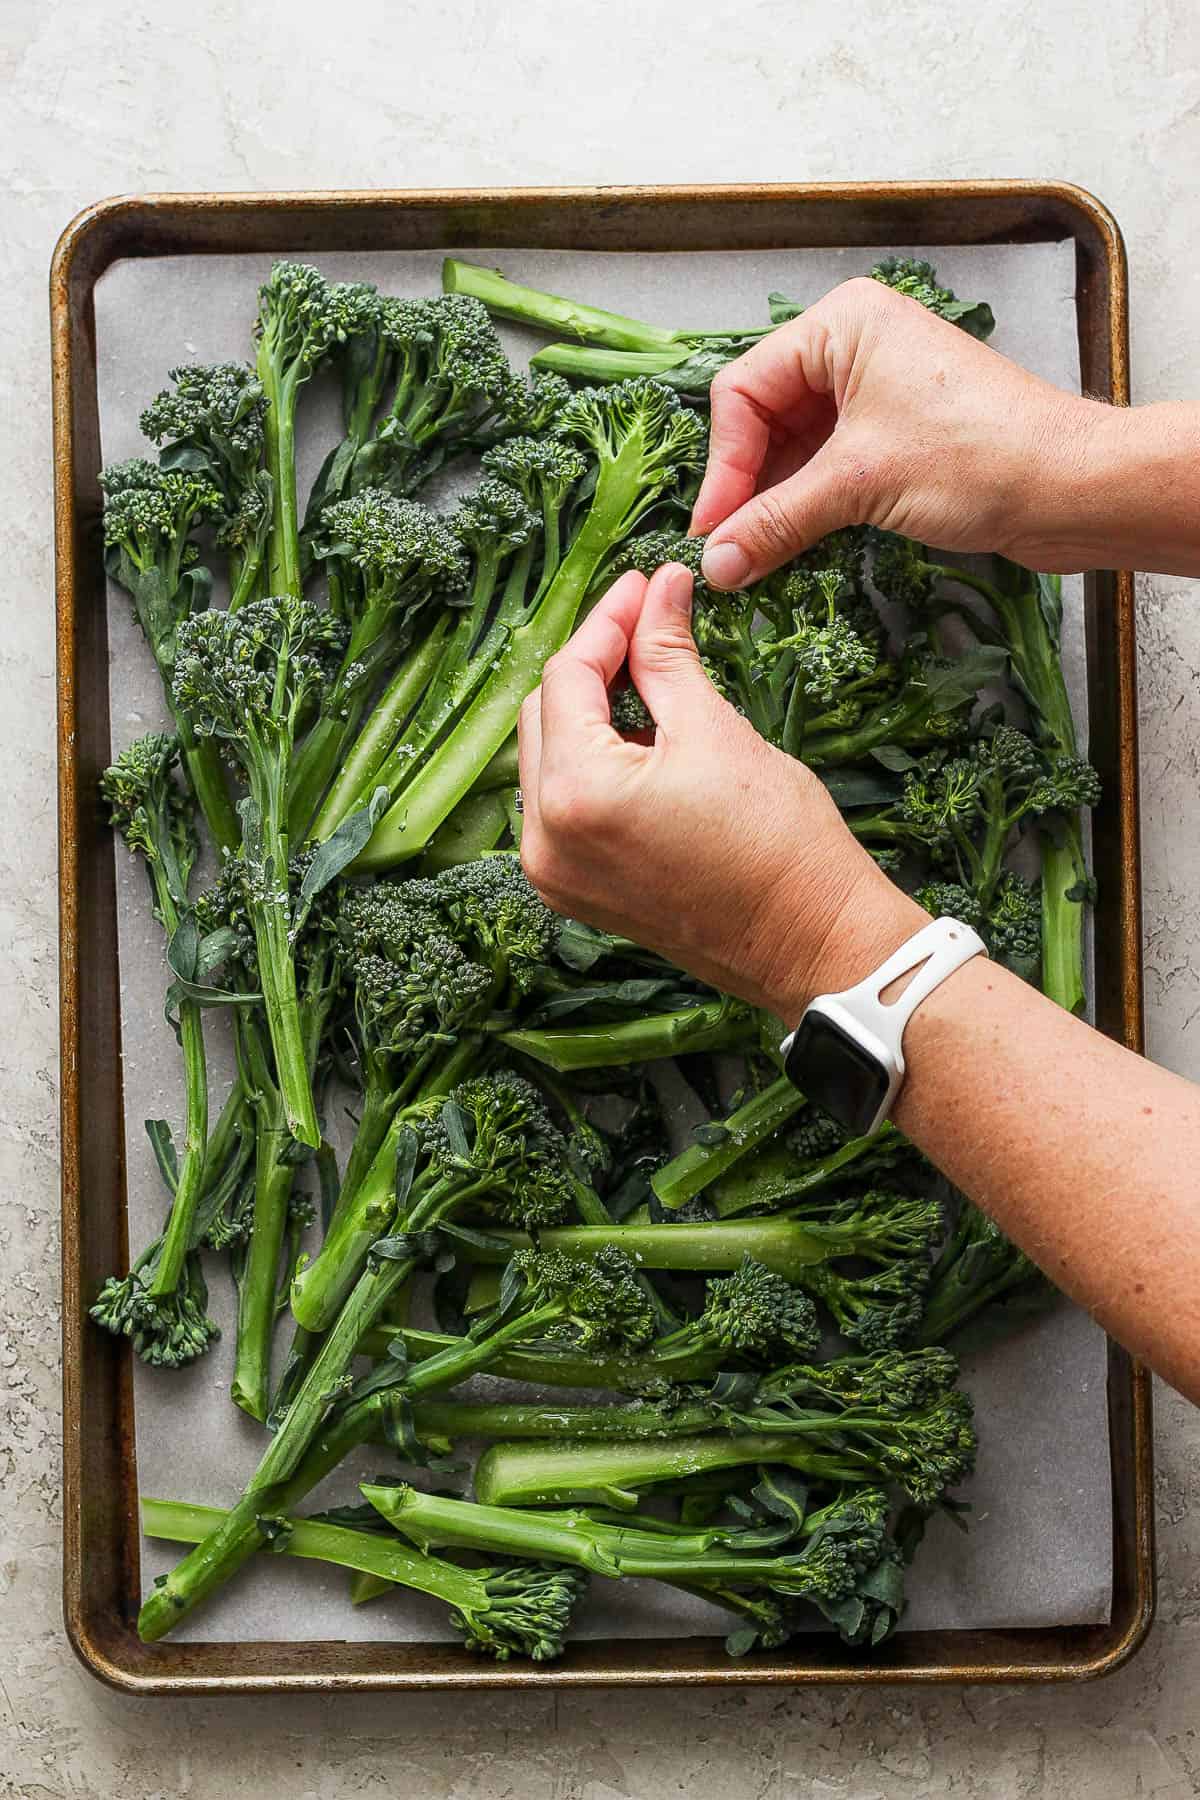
[94, 240, 1111, 1643]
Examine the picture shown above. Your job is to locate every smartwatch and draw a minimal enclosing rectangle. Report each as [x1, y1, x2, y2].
[779, 916, 987, 1138]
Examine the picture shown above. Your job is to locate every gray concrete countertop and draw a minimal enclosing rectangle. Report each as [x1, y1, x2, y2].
[4, 2, 1198, 1794]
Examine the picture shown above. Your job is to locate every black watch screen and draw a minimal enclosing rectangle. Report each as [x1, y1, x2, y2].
[783, 1009, 891, 1138]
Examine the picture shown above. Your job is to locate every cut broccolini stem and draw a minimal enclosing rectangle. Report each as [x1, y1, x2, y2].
[137, 1385, 410, 1641]
[500, 996, 756, 1072]
[473, 1433, 873, 1510]
[254, 263, 378, 598]
[140, 1497, 586, 1661]
[230, 1098, 293, 1419]
[90, 737, 217, 1365]
[651, 1076, 806, 1213]
[442, 258, 684, 351]
[363, 1484, 895, 1629]
[417, 789, 510, 872]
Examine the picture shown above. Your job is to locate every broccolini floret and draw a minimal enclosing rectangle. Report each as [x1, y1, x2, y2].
[174, 594, 346, 1147]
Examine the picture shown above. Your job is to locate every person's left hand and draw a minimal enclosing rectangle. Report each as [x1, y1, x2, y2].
[517, 562, 922, 1022]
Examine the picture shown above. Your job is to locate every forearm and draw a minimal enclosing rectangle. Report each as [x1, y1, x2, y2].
[770, 891, 1200, 1401]
[1028, 399, 1200, 576]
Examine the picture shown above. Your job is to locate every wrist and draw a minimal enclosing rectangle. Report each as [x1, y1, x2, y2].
[1009, 396, 1193, 574]
[754, 862, 929, 1029]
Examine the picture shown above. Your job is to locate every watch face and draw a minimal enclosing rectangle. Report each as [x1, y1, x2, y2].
[783, 1010, 891, 1138]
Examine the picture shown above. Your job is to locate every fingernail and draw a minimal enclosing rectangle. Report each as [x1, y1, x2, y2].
[701, 540, 750, 590]
[659, 562, 694, 611]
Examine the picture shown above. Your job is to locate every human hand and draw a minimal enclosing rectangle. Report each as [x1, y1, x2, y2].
[517, 562, 924, 1023]
[692, 276, 1104, 588]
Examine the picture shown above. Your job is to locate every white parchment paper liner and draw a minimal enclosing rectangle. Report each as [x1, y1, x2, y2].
[94, 240, 1110, 1642]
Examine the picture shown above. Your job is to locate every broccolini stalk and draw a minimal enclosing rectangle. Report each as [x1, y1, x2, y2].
[139, 362, 273, 612]
[460, 1196, 940, 1281]
[359, 1322, 731, 1392]
[228, 1012, 296, 1420]
[354, 294, 516, 496]
[254, 263, 380, 597]
[138, 1073, 576, 1640]
[140, 1498, 587, 1662]
[800, 646, 1008, 768]
[443, 257, 690, 350]
[476, 1433, 867, 1508]
[418, 790, 510, 871]
[689, 1118, 909, 1223]
[289, 1041, 478, 1334]
[291, 861, 562, 1330]
[99, 460, 240, 852]
[468, 1192, 939, 1350]
[501, 993, 756, 1072]
[364, 1484, 900, 1646]
[334, 476, 545, 831]
[173, 594, 346, 1147]
[356, 378, 706, 869]
[873, 543, 1096, 1013]
[90, 737, 215, 1366]
[138, 1382, 410, 1640]
[288, 491, 468, 838]
[310, 615, 454, 841]
[372, 1244, 656, 1416]
[651, 1076, 808, 1213]
[464, 1352, 974, 1508]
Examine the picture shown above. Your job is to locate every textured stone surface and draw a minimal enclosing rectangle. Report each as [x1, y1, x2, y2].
[3, 0, 1199, 1792]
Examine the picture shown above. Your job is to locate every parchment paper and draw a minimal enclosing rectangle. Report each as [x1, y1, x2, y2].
[94, 239, 1111, 1642]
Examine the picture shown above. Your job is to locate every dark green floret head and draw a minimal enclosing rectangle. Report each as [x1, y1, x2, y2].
[452, 478, 540, 559]
[139, 362, 266, 460]
[808, 1257, 929, 1351]
[1027, 750, 1102, 814]
[495, 370, 574, 435]
[512, 1243, 659, 1351]
[172, 594, 347, 740]
[379, 295, 438, 355]
[434, 855, 560, 987]
[610, 685, 653, 733]
[255, 263, 380, 376]
[914, 880, 984, 926]
[480, 435, 588, 508]
[795, 1345, 961, 1414]
[100, 458, 222, 555]
[90, 1265, 218, 1368]
[430, 293, 513, 401]
[869, 531, 937, 610]
[555, 376, 708, 476]
[455, 1561, 589, 1662]
[613, 529, 708, 587]
[319, 489, 469, 590]
[700, 1253, 821, 1358]
[900, 753, 983, 835]
[786, 1105, 847, 1162]
[870, 257, 996, 340]
[100, 732, 182, 843]
[985, 871, 1042, 963]
[422, 1071, 573, 1228]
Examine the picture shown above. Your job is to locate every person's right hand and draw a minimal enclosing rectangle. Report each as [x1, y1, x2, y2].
[692, 276, 1108, 589]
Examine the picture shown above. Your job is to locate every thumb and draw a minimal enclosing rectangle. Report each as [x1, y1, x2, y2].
[699, 440, 854, 589]
[626, 561, 722, 733]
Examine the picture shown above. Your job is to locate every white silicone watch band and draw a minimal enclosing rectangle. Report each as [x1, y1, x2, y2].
[780, 915, 988, 1136]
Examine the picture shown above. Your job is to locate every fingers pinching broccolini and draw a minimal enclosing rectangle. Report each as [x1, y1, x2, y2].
[96, 254, 1097, 1660]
